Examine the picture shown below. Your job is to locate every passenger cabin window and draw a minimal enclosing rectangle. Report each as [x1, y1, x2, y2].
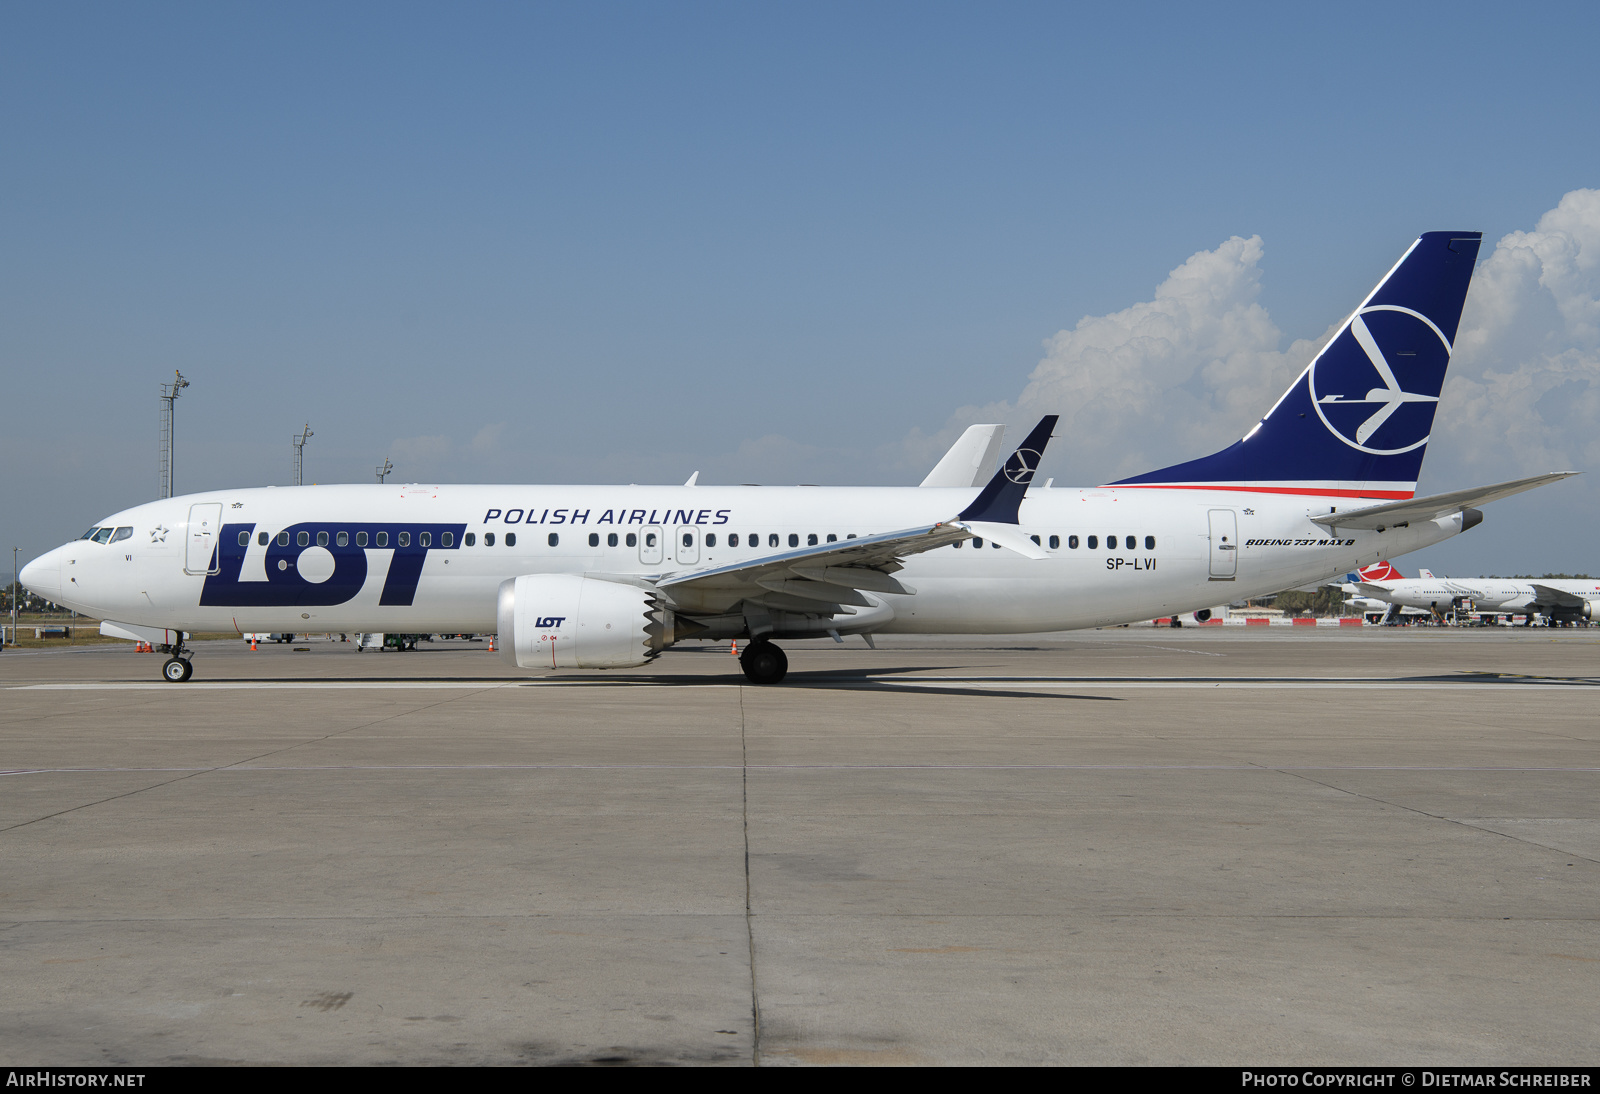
[547, 533, 558, 547]
[768, 534, 779, 548]
[607, 533, 618, 547]
[827, 534, 837, 543]
[238, 531, 250, 546]
[298, 531, 310, 547]
[505, 533, 517, 547]
[788, 534, 799, 548]
[1145, 535, 1155, 550]
[1125, 536, 1135, 550]
[317, 531, 329, 547]
[645, 532, 656, 547]
[441, 532, 453, 547]
[483, 532, 494, 546]
[419, 532, 431, 547]
[463, 532, 474, 546]
[278, 532, 290, 546]
[683, 533, 694, 548]
[973, 537, 984, 548]
[357, 531, 369, 547]
[847, 534, 857, 539]
[1049, 535, 1060, 549]
[398, 532, 410, 547]
[376, 531, 389, 547]
[337, 531, 349, 547]
[259, 532, 269, 546]
[1068, 535, 1078, 549]
[1088, 536, 1098, 549]
[706, 533, 717, 547]
[589, 533, 600, 547]
[808, 534, 818, 546]
[625, 533, 637, 547]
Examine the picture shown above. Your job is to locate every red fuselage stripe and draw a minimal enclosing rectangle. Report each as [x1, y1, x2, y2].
[1107, 484, 1415, 500]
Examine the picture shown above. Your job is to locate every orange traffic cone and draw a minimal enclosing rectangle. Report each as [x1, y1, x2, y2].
[488, 635, 495, 653]
[250, 638, 258, 651]
[730, 639, 738, 656]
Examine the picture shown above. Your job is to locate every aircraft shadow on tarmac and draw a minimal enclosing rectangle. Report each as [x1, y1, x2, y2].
[212, 664, 1125, 701]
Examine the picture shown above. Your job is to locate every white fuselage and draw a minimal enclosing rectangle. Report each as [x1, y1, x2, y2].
[1354, 577, 1600, 614]
[24, 482, 1471, 637]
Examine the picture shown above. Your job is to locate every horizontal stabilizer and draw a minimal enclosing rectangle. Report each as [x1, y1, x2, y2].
[1309, 473, 1577, 531]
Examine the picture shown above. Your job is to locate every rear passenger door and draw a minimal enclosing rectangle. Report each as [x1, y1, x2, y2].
[1208, 509, 1237, 580]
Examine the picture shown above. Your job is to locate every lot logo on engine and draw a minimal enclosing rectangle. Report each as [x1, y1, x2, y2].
[535, 616, 566, 627]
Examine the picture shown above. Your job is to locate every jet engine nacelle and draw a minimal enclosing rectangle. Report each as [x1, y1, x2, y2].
[497, 574, 679, 670]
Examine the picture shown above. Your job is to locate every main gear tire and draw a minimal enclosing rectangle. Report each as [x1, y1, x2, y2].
[739, 640, 788, 685]
[162, 657, 193, 683]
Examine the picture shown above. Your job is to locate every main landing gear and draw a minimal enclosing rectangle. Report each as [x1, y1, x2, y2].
[739, 638, 788, 685]
[159, 637, 193, 683]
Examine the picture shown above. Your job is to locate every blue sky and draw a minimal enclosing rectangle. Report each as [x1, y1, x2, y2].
[5, 2, 1599, 575]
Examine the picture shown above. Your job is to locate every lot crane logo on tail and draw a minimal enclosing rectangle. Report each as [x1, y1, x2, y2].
[1311, 305, 1451, 455]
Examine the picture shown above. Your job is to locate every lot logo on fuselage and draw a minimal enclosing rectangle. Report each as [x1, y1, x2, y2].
[1310, 305, 1451, 455]
[199, 522, 466, 608]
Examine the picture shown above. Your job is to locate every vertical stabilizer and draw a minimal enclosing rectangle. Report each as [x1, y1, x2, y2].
[1111, 232, 1483, 500]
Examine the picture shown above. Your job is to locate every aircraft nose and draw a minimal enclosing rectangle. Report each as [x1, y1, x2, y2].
[19, 548, 61, 601]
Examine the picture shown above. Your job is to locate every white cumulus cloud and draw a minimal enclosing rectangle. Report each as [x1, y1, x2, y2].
[925, 189, 1599, 494]
[1433, 188, 1600, 481]
[932, 234, 1334, 484]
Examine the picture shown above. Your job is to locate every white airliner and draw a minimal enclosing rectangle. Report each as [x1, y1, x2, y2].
[1342, 563, 1600, 624]
[19, 231, 1578, 684]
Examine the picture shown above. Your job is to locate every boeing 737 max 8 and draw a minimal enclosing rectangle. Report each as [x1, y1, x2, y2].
[19, 231, 1577, 683]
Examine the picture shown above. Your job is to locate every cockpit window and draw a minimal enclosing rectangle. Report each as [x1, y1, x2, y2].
[80, 527, 102, 540]
[91, 527, 115, 544]
[111, 527, 132, 543]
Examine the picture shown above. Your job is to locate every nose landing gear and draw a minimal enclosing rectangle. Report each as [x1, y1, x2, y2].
[158, 636, 194, 682]
[739, 639, 788, 685]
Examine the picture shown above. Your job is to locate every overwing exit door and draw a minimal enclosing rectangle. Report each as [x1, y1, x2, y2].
[1208, 509, 1237, 580]
[638, 526, 664, 565]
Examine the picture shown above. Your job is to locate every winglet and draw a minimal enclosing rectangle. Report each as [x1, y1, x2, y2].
[957, 415, 1057, 524]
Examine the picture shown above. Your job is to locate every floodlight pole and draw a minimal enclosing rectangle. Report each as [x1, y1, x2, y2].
[293, 424, 314, 486]
[9, 546, 16, 648]
[158, 370, 190, 499]
[376, 458, 393, 484]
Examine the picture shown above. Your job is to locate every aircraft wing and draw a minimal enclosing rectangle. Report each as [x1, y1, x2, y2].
[1528, 583, 1594, 610]
[657, 521, 970, 611]
[658, 415, 1059, 614]
[1351, 582, 1398, 600]
[1309, 472, 1577, 531]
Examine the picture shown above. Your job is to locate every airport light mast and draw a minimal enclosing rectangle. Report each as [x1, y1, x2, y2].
[292, 424, 313, 486]
[376, 457, 393, 484]
[157, 370, 189, 499]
